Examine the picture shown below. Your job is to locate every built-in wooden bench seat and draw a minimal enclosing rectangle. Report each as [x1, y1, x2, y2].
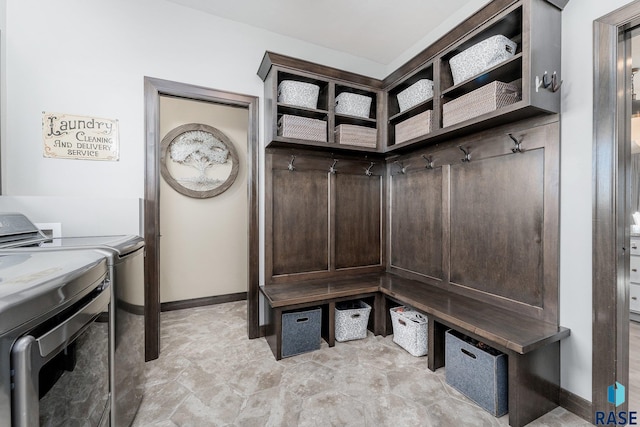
[260, 272, 570, 427]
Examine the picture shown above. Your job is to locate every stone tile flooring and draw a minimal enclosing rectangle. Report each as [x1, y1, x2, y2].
[132, 301, 591, 426]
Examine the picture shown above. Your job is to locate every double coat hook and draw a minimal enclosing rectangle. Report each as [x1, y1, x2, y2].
[508, 134, 524, 153]
[422, 154, 435, 169]
[536, 71, 562, 93]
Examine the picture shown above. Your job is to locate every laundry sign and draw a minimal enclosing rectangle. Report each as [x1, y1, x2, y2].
[42, 112, 119, 161]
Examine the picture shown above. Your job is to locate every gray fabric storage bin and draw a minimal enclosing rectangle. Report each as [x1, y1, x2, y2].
[282, 308, 322, 358]
[445, 330, 508, 417]
[335, 300, 371, 342]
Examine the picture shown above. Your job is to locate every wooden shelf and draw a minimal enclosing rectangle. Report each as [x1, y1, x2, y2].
[267, 136, 382, 154]
[441, 53, 523, 99]
[389, 97, 434, 123]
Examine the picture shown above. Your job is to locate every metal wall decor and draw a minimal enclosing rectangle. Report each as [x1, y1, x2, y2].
[160, 123, 239, 198]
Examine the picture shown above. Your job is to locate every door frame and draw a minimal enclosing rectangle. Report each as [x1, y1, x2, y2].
[593, 1, 640, 416]
[143, 77, 260, 361]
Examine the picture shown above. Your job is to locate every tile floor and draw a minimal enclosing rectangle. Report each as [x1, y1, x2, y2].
[132, 301, 591, 426]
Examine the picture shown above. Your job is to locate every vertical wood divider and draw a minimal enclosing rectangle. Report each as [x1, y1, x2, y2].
[442, 164, 452, 284]
[329, 171, 336, 272]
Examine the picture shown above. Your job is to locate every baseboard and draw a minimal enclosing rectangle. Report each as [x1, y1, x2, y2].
[161, 292, 247, 312]
[559, 387, 593, 424]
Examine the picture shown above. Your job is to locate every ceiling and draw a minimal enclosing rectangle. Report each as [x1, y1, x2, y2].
[164, 0, 481, 65]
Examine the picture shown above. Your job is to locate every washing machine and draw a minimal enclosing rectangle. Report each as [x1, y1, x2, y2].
[0, 213, 145, 427]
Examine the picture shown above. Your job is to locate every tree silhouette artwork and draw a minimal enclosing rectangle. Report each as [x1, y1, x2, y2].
[169, 130, 230, 191]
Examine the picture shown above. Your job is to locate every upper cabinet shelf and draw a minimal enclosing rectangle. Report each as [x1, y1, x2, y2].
[258, 52, 384, 153]
[258, 0, 565, 154]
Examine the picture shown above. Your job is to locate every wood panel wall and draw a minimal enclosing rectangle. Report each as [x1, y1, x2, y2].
[387, 115, 559, 323]
[266, 150, 385, 283]
[264, 115, 559, 323]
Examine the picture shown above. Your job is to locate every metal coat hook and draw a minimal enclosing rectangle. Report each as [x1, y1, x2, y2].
[287, 155, 296, 171]
[459, 146, 471, 163]
[329, 159, 338, 174]
[551, 71, 562, 92]
[365, 162, 375, 177]
[535, 71, 551, 92]
[508, 133, 523, 153]
[422, 154, 434, 169]
[394, 160, 407, 174]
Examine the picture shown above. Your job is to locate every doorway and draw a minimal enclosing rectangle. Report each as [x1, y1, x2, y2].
[593, 1, 640, 416]
[143, 78, 259, 361]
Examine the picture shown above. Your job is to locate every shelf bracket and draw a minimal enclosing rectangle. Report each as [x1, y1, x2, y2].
[459, 146, 471, 163]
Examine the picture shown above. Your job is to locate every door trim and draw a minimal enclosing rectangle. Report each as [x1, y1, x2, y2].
[144, 77, 259, 360]
[593, 2, 640, 416]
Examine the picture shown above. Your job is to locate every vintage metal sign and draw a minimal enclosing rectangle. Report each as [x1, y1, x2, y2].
[42, 112, 119, 161]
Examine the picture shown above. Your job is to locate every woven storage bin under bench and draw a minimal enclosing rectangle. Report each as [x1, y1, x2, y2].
[335, 124, 376, 148]
[442, 81, 520, 127]
[278, 114, 327, 142]
[395, 110, 433, 144]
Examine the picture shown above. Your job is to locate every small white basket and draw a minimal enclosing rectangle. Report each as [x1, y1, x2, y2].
[390, 306, 428, 357]
[449, 35, 517, 85]
[335, 300, 371, 342]
[278, 80, 320, 109]
[397, 79, 434, 112]
[335, 92, 372, 118]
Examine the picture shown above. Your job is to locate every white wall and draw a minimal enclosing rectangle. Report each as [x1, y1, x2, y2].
[2, 0, 637, 405]
[1, 0, 385, 199]
[559, 0, 635, 401]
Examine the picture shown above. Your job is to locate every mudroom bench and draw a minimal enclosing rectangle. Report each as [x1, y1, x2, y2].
[260, 272, 570, 427]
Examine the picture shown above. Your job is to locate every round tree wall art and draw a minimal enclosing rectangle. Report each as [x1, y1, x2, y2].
[160, 123, 239, 198]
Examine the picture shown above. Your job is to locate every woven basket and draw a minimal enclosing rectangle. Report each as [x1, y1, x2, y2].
[442, 81, 520, 127]
[278, 114, 327, 142]
[335, 124, 376, 148]
[395, 110, 433, 144]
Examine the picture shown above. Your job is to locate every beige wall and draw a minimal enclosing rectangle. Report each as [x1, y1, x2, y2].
[159, 96, 249, 303]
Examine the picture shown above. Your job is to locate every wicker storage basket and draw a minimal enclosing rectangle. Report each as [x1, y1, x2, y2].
[335, 92, 372, 118]
[390, 306, 428, 357]
[395, 110, 433, 144]
[278, 114, 327, 142]
[397, 79, 434, 112]
[442, 81, 519, 127]
[449, 35, 517, 85]
[278, 80, 320, 109]
[335, 124, 377, 148]
[335, 300, 372, 342]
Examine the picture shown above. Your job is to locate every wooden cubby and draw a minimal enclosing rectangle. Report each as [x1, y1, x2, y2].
[258, 52, 384, 153]
[385, 0, 562, 152]
[259, 0, 563, 154]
